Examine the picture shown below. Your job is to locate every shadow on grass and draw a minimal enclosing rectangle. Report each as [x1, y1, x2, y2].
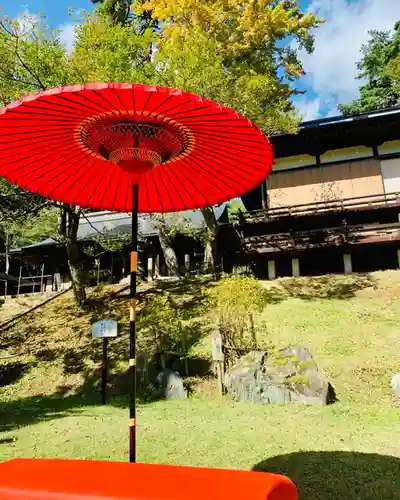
[0, 362, 34, 387]
[253, 451, 400, 500]
[0, 371, 163, 434]
[267, 273, 377, 302]
[0, 348, 210, 434]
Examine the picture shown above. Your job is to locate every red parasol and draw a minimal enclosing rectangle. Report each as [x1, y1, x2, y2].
[0, 83, 274, 462]
[0, 83, 273, 213]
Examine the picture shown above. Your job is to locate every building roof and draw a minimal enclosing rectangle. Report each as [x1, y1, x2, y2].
[242, 106, 400, 211]
[15, 205, 228, 252]
[271, 106, 400, 158]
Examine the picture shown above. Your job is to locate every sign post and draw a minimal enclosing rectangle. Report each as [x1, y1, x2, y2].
[92, 320, 118, 405]
[211, 332, 225, 396]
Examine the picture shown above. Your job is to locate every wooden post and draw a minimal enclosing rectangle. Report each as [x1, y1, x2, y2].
[136, 351, 149, 389]
[111, 255, 114, 281]
[184, 254, 190, 276]
[147, 257, 153, 281]
[156, 333, 166, 370]
[181, 329, 189, 377]
[267, 260, 276, 280]
[40, 263, 45, 293]
[17, 266, 22, 296]
[155, 254, 160, 279]
[101, 338, 109, 405]
[343, 253, 352, 274]
[291, 258, 300, 277]
[397, 249, 400, 269]
[97, 258, 101, 285]
[212, 332, 224, 396]
[249, 313, 257, 349]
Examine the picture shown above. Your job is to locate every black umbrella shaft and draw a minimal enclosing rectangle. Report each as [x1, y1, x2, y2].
[129, 183, 139, 463]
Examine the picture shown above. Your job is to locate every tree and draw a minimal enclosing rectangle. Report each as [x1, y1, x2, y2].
[140, 0, 322, 132]
[91, 0, 133, 24]
[90, 0, 155, 32]
[338, 21, 400, 115]
[0, 14, 89, 305]
[141, 1, 322, 271]
[82, 2, 322, 272]
[0, 179, 58, 296]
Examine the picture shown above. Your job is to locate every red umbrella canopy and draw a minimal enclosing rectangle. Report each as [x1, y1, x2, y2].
[0, 83, 274, 213]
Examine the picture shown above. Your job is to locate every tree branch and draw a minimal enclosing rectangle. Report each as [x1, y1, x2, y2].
[14, 34, 47, 91]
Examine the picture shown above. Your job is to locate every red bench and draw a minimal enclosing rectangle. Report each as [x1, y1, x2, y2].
[0, 459, 297, 500]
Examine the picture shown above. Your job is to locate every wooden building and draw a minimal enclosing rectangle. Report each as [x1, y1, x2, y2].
[8, 206, 231, 295]
[240, 107, 400, 278]
[8, 107, 400, 290]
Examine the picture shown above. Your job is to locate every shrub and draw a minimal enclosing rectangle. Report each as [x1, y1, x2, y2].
[138, 293, 203, 370]
[205, 275, 269, 359]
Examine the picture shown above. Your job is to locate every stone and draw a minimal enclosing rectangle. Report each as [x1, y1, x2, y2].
[266, 346, 335, 405]
[156, 368, 187, 399]
[391, 373, 400, 397]
[224, 346, 335, 406]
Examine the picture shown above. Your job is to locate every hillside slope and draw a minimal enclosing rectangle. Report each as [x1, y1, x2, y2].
[1, 272, 399, 499]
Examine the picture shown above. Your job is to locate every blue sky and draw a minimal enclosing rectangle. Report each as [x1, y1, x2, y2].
[2, 0, 400, 120]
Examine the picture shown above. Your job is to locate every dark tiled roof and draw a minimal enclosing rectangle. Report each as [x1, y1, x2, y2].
[16, 205, 228, 251]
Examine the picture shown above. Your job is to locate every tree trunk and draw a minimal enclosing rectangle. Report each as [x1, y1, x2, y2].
[4, 230, 9, 298]
[151, 214, 180, 277]
[157, 224, 180, 277]
[201, 206, 219, 272]
[60, 205, 87, 306]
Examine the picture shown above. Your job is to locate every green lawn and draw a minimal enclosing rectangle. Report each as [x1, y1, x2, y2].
[1, 271, 400, 500]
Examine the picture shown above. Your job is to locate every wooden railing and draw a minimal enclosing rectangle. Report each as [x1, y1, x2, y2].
[246, 191, 400, 221]
[243, 221, 400, 253]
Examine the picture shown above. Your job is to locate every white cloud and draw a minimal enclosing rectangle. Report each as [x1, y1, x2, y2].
[296, 0, 400, 120]
[15, 9, 40, 34]
[295, 97, 321, 121]
[59, 23, 77, 55]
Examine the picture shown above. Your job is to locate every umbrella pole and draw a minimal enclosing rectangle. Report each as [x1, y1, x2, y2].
[129, 183, 139, 463]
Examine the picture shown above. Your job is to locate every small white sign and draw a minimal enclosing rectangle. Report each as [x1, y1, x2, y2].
[92, 320, 118, 338]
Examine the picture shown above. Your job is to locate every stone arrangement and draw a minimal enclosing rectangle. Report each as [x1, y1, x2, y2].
[156, 368, 188, 399]
[224, 346, 336, 405]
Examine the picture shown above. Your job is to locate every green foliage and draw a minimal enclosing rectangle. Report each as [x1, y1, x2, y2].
[7, 208, 58, 250]
[138, 293, 204, 367]
[150, 212, 206, 242]
[0, 14, 77, 103]
[338, 21, 400, 115]
[72, 11, 154, 83]
[71, 3, 322, 135]
[0, 179, 58, 254]
[138, 294, 185, 355]
[205, 275, 269, 354]
[140, 0, 323, 134]
[91, 0, 132, 25]
[227, 199, 248, 226]
[206, 275, 266, 318]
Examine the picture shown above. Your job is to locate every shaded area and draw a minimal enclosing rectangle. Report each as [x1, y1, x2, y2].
[0, 393, 89, 433]
[263, 273, 376, 302]
[0, 374, 160, 434]
[0, 279, 213, 432]
[0, 362, 33, 387]
[253, 451, 400, 500]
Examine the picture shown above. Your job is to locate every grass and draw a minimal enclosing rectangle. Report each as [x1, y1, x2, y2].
[1, 271, 400, 499]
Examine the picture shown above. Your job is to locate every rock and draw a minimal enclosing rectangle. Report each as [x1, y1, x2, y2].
[267, 346, 335, 405]
[224, 346, 335, 406]
[156, 368, 187, 399]
[391, 373, 400, 397]
[224, 351, 292, 404]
